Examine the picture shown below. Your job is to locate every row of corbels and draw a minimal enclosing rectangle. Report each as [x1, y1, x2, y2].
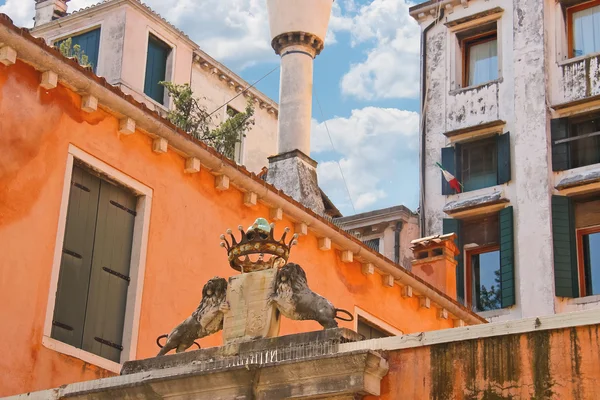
[193, 53, 278, 116]
[10, 40, 467, 329]
[415, 0, 469, 20]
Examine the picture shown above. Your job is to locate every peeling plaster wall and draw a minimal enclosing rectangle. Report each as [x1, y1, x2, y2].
[372, 324, 600, 400]
[419, 0, 559, 321]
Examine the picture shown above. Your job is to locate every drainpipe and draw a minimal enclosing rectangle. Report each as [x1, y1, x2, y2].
[419, 8, 444, 237]
[394, 221, 403, 265]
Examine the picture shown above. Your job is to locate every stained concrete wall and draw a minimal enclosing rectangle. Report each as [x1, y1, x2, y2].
[370, 323, 600, 400]
[417, 0, 600, 322]
[31, 1, 278, 174]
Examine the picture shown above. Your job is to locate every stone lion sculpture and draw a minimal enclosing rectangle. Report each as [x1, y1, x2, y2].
[156, 276, 228, 356]
[269, 263, 353, 329]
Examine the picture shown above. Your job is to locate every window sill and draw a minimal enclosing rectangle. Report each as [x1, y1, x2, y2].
[554, 164, 600, 194]
[558, 51, 600, 67]
[477, 308, 510, 319]
[449, 78, 503, 96]
[42, 336, 122, 374]
[443, 188, 509, 218]
[568, 294, 600, 305]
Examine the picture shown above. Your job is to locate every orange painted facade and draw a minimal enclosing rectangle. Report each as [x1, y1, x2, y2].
[369, 323, 600, 400]
[0, 51, 479, 396]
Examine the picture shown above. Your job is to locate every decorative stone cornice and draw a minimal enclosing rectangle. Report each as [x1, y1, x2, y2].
[271, 31, 324, 57]
[193, 53, 279, 117]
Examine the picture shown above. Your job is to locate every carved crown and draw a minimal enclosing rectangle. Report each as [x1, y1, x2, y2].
[220, 218, 298, 272]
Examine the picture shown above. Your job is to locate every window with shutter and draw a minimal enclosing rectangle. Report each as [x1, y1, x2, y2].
[144, 35, 171, 104]
[51, 164, 137, 363]
[55, 28, 101, 73]
[552, 195, 579, 297]
[357, 317, 393, 340]
[440, 132, 511, 194]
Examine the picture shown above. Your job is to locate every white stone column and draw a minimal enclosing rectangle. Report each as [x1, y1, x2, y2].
[277, 44, 316, 155]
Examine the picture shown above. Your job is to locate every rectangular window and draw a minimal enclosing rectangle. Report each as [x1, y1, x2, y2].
[440, 132, 511, 194]
[227, 106, 244, 163]
[144, 35, 171, 104]
[51, 163, 136, 363]
[579, 228, 600, 295]
[568, 0, 600, 58]
[55, 28, 101, 73]
[460, 137, 498, 192]
[363, 238, 380, 253]
[468, 246, 502, 312]
[462, 31, 498, 87]
[446, 207, 515, 310]
[551, 112, 600, 171]
[357, 317, 392, 340]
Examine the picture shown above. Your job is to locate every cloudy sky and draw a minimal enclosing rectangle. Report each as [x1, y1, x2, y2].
[0, 0, 421, 216]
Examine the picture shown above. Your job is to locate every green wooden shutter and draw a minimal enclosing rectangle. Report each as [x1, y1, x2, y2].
[56, 28, 101, 73]
[551, 118, 570, 171]
[51, 166, 101, 348]
[497, 132, 511, 185]
[441, 147, 457, 195]
[499, 206, 515, 307]
[144, 35, 170, 103]
[552, 195, 579, 297]
[443, 218, 464, 303]
[82, 180, 137, 362]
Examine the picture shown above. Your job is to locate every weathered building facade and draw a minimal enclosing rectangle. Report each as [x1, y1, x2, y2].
[412, 0, 600, 322]
[31, 0, 278, 173]
[335, 205, 420, 269]
[0, 10, 485, 397]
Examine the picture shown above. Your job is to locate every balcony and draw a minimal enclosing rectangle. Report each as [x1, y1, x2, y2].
[557, 53, 600, 104]
[446, 80, 501, 132]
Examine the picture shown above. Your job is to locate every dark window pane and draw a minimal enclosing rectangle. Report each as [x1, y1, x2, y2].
[357, 318, 391, 340]
[570, 117, 600, 168]
[461, 138, 498, 192]
[584, 232, 600, 295]
[473, 250, 501, 311]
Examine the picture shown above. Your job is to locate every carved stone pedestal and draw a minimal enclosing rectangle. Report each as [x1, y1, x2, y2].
[223, 268, 280, 344]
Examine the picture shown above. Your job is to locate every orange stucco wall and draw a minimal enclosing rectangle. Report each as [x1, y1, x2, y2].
[0, 60, 455, 396]
[369, 324, 600, 400]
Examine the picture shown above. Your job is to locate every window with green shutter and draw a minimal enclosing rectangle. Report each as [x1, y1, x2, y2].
[51, 164, 137, 363]
[552, 195, 580, 297]
[445, 207, 515, 310]
[144, 35, 171, 104]
[55, 28, 101, 73]
[440, 132, 511, 194]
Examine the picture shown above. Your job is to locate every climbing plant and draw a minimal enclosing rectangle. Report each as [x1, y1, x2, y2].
[160, 82, 255, 160]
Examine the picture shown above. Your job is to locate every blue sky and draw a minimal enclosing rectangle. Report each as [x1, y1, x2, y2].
[0, 0, 422, 216]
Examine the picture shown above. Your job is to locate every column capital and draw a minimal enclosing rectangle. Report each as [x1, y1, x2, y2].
[271, 31, 324, 57]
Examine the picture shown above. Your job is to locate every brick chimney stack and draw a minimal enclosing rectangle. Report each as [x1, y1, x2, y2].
[410, 234, 459, 301]
[34, 0, 69, 27]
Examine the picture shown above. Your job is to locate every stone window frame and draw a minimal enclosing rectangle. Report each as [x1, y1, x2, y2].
[446, 8, 504, 92]
[353, 307, 403, 337]
[47, 22, 104, 72]
[143, 27, 177, 108]
[42, 144, 152, 373]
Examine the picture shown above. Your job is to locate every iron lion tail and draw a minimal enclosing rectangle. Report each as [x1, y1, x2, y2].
[156, 334, 168, 348]
[334, 308, 354, 322]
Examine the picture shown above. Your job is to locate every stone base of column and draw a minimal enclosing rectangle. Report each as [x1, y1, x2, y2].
[266, 149, 325, 214]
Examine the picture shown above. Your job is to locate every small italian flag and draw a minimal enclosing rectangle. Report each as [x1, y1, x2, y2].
[436, 162, 462, 193]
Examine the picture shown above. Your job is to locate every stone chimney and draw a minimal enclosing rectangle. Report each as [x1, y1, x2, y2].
[410, 234, 459, 300]
[265, 0, 333, 214]
[34, 0, 69, 27]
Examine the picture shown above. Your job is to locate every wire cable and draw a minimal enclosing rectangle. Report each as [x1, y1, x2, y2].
[207, 65, 280, 118]
[314, 90, 357, 215]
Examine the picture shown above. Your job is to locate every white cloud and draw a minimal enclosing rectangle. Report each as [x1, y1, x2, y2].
[311, 107, 419, 213]
[334, 0, 421, 100]
[0, 0, 276, 69]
